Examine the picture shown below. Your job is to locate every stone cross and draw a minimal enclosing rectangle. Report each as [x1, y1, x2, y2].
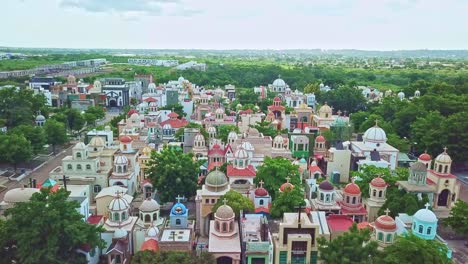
[285, 176, 291, 183]
[337, 110, 342, 116]
[176, 195, 185, 203]
[375, 119, 379, 126]
[443, 147, 448, 153]
[222, 198, 228, 206]
[424, 203, 430, 209]
[384, 208, 390, 216]
[259, 180, 264, 188]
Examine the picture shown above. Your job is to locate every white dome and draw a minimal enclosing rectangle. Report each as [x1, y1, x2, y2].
[146, 226, 160, 237]
[89, 136, 105, 148]
[114, 228, 128, 239]
[148, 83, 156, 90]
[207, 126, 217, 133]
[114, 155, 128, 165]
[273, 78, 286, 87]
[215, 108, 224, 114]
[363, 125, 387, 144]
[241, 141, 254, 151]
[109, 196, 130, 211]
[414, 208, 437, 223]
[73, 142, 86, 150]
[273, 135, 284, 144]
[93, 80, 102, 87]
[3, 188, 40, 203]
[398, 91, 405, 98]
[194, 133, 205, 142]
[235, 147, 249, 159]
[139, 198, 160, 212]
[178, 76, 185, 83]
[35, 114, 45, 122]
[228, 131, 238, 140]
[435, 149, 452, 164]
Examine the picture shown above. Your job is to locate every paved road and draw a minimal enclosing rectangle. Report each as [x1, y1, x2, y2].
[0, 144, 74, 202]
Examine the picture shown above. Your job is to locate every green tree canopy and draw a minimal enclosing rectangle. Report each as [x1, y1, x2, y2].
[270, 186, 305, 218]
[317, 224, 381, 264]
[0, 133, 33, 171]
[147, 146, 200, 203]
[212, 190, 254, 218]
[174, 122, 208, 142]
[443, 200, 468, 236]
[352, 165, 408, 199]
[217, 124, 239, 143]
[254, 157, 301, 200]
[317, 86, 366, 114]
[0, 88, 47, 128]
[44, 119, 68, 154]
[1, 188, 105, 264]
[8, 124, 46, 154]
[382, 233, 451, 264]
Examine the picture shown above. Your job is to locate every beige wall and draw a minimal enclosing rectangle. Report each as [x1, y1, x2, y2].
[326, 149, 351, 183]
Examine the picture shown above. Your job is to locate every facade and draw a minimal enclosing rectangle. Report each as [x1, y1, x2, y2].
[338, 182, 367, 222]
[159, 198, 195, 252]
[241, 214, 273, 264]
[363, 177, 387, 222]
[101, 78, 130, 107]
[311, 180, 340, 214]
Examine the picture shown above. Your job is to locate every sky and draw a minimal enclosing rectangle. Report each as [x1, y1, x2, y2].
[1, 0, 467, 50]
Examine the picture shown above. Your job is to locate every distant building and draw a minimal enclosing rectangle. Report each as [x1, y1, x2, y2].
[101, 78, 130, 107]
[176, 61, 206, 71]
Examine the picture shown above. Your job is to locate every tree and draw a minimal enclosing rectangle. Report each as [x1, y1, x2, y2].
[212, 190, 254, 218]
[0, 88, 47, 128]
[443, 200, 468, 236]
[160, 104, 186, 117]
[9, 124, 46, 154]
[382, 233, 451, 264]
[147, 146, 200, 203]
[270, 187, 305, 218]
[254, 157, 301, 200]
[250, 121, 287, 138]
[352, 165, 408, 199]
[317, 224, 381, 264]
[174, 122, 208, 142]
[304, 83, 320, 94]
[0, 134, 33, 171]
[44, 119, 68, 154]
[378, 189, 428, 218]
[132, 251, 216, 264]
[85, 106, 106, 120]
[2, 188, 105, 264]
[318, 86, 366, 114]
[217, 124, 239, 143]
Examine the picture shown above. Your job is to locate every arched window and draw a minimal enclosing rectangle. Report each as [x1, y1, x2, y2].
[325, 194, 330, 202]
[386, 234, 392, 243]
[117, 166, 122, 173]
[176, 219, 181, 225]
[378, 190, 383, 198]
[86, 164, 91, 170]
[418, 225, 423, 233]
[427, 226, 432, 235]
[140, 214, 144, 221]
[77, 164, 82, 170]
[378, 232, 383, 241]
[114, 212, 120, 221]
[259, 199, 264, 206]
[76, 152, 82, 158]
[229, 221, 234, 232]
[352, 197, 356, 204]
[346, 196, 350, 203]
[438, 164, 442, 173]
[373, 189, 376, 197]
[145, 214, 151, 223]
[67, 164, 73, 170]
[215, 221, 220, 231]
[222, 222, 227, 232]
[444, 165, 448, 174]
[320, 193, 324, 201]
[121, 211, 127, 221]
[153, 213, 157, 221]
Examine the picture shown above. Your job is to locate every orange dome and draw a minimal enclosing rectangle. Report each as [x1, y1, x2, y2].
[343, 183, 361, 195]
[315, 135, 326, 143]
[375, 215, 396, 231]
[280, 182, 294, 192]
[141, 239, 159, 251]
[255, 187, 269, 197]
[273, 96, 281, 102]
[370, 177, 386, 188]
[127, 109, 138, 117]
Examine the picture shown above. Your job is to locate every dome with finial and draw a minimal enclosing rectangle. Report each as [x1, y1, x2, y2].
[413, 203, 437, 223]
[120, 135, 133, 143]
[255, 186, 269, 197]
[280, 177, 294, 192]
[234, 147, 249, 159]
[207, 126, 216, 133]
[375, 209, 396, 231]
[148, 82, 156, 90]
[319, 102, 332, 114]
[35, 113, 46, 122]
[194, 133, 205, 142]
[435, 148, 452, 164]
[418, 151, 431, 161]
[273, 135, 284, 144]
[215, 203, 235, 219]
[139, 198, 160, 212]
[273, 96, 281, 102]
[343, 182, 361, 195]
[114, 155, 128, 166]
[410, 161, 427, 172]
[319, 180, 334, 191]
[370, 177, 386, 188]
[363, 121, 387, 144]
[273, 76, 286, 87]
[171, 202, 187, 215]
[315, 135, 325, 143]
[142, 146, 152, 156]
[109, 194, 130, 211]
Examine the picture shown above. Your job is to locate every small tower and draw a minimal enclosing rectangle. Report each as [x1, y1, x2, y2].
[207, 126, 217, 139]
[374, 208, 397, 246]
[366, 177, 387, 222]
[227, 131, 238, 145]
[412, 203, 438, 240]
[254, 180, 271, 214]
[409, 161, 428, 185]
[314, 134, 326, 156]
[72, 142, 87, 160]
[213, 199, 236, 234]
[433, 147, 452, 175]
[418, 151, 432, 168]
[414, 90, 420, 98]
[35, 111, 46, 127]
[119, 135, 134, 153]
[170, 195, 189, 228]
[139, 197, 160, 227]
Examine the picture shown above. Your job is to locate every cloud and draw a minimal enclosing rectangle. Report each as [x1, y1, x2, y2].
[59, 0, 198, 17]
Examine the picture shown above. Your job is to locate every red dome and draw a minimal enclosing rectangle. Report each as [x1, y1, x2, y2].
[120, 135, 133, 143]
[370, 177, 386, 188]
[375, 215, 396, 231]
[212, 144, 221, 149]
[127, 109, 139, 117]
[168, 112, 179, 118]
[315, 135, 326, 143]
[280, 182, 294, 192]
[343, 183, 361, 195]
[418, 152, 431, 161]
[255, 187, 269, 197]
[273, 96, 281, 102]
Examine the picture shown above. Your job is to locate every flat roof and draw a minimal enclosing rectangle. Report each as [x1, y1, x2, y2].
[160, 229, 191, 242]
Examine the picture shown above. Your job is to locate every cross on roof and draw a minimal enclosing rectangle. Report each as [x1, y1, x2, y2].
[115, 190, 123, 197]
[175, 195, 185, 203]
[384, 208, 390, 216]
[337, 110, 342, 116]
[424, 203, 430, 209]
[443, 147, 448, 153]
[285, 176, 291, 183]
[259, 180, 264, 188]
[375, 119, 379, 127]
[222, 198, 228, 206]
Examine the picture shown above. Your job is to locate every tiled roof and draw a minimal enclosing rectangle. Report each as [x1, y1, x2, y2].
[87, 215, 103, 225]
[160, 118, 188, 129]
[227, 164, 256, 177]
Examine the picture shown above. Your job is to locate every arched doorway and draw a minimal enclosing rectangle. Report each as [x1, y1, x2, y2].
[114, 181, 124, 187]
[438, 189, 450, 207]
[217, 256, 233, 264]
[109, 98, 117, 107]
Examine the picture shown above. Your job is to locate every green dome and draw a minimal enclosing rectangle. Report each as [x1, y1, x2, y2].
[333, 116, 347, 127]
[205, 170, 228, 188]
